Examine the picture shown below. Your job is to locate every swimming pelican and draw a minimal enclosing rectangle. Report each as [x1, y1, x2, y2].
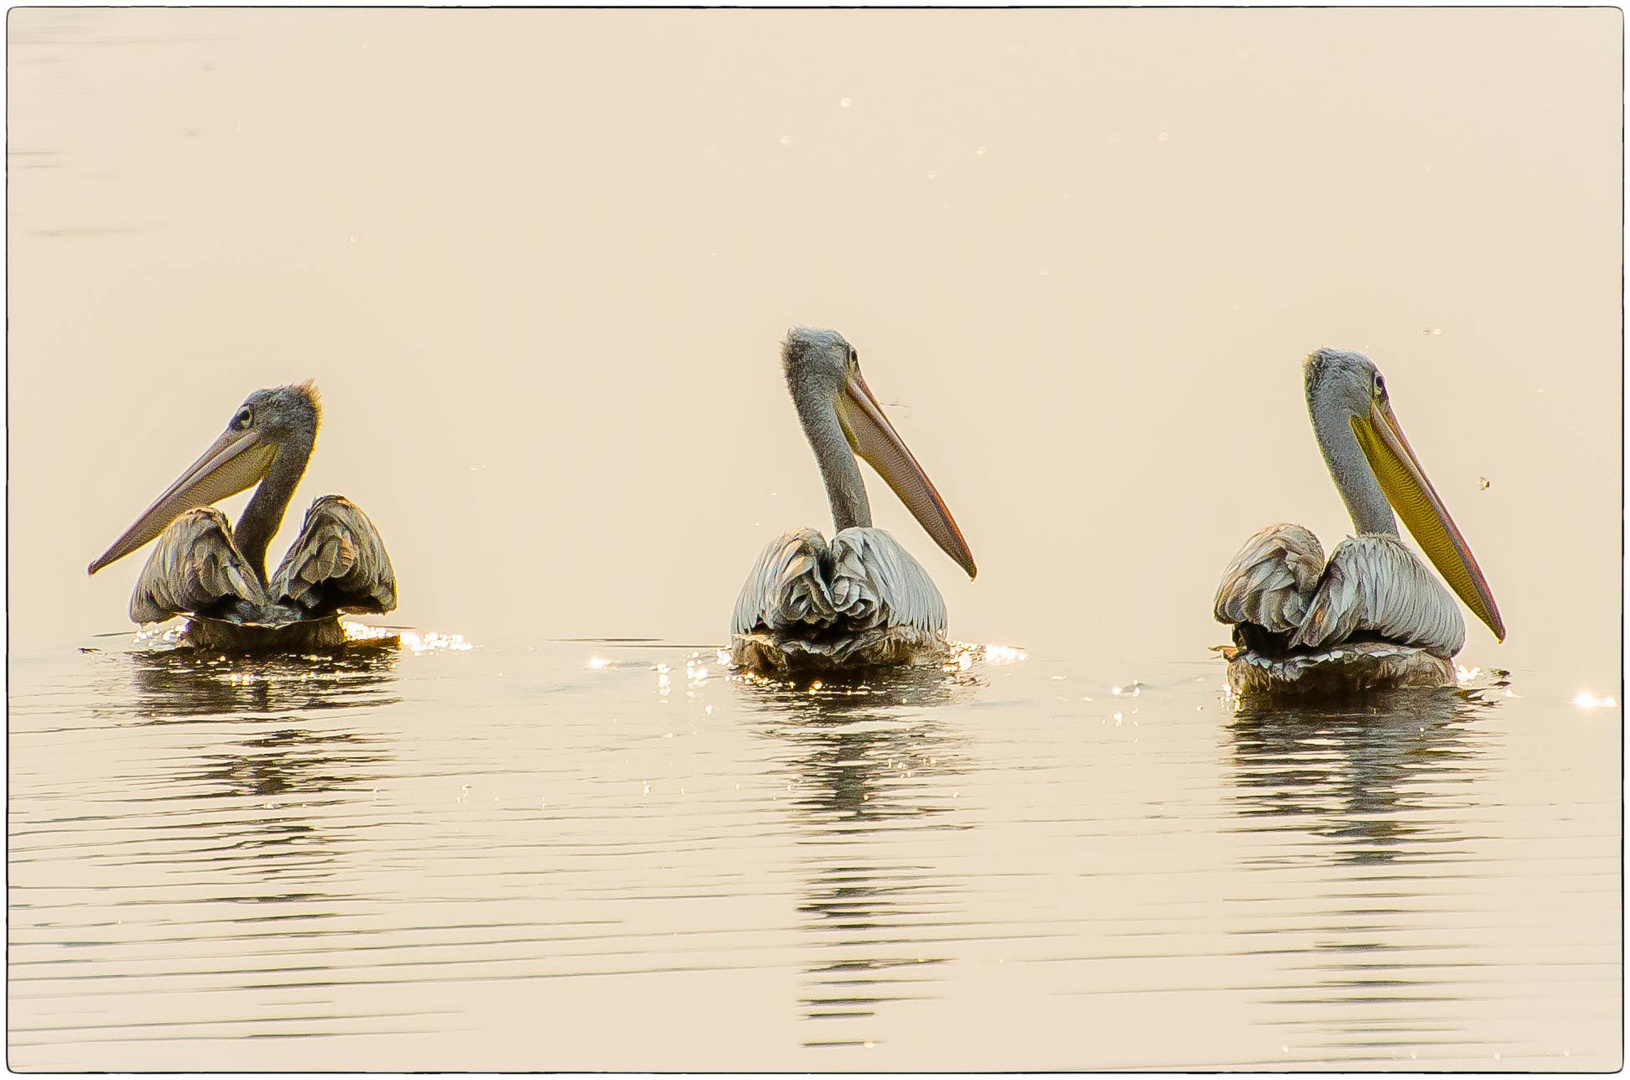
[730, 328, 976, 675]
[1214, 349, 1504, 696]
[88, 381, 396, 651]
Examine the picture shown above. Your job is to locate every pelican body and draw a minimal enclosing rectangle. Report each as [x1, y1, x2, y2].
[89, 382, 396, 652]
[1214, 349, 1504, 697]
[730, 328, 976, 676]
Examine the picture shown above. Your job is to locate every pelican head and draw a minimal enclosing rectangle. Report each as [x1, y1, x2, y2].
[89, 381, 322, 575]
[1304, 348, 1504, 641]
[783, 327, 976, 579]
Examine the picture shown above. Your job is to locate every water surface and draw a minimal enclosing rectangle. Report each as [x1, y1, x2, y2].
[9, 639, 1619, 1070]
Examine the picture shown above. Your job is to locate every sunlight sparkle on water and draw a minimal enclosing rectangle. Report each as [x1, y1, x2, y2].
[587, 656, 612, 671]
[398, 630, 472, 654]
[1573, 691, 1617, 709]
[132, 624, 189, 649]
[341, 621, 399, 643]
[941, 641, 1027, 672]
[982, 644, 1027, 664]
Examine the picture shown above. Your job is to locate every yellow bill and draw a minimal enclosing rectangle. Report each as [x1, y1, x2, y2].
[1350, 399, 1505, 641]
[836, 368, 977, 579]
[88, 427, 275, 574]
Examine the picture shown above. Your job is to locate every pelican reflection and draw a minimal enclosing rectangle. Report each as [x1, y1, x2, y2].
[737, 663, 979, 1048]
[126, 641, 402, 719]
[117, 647, 401, 888]
[1227, 687, 1493, 860]
[1226, 687, 1500, 1063]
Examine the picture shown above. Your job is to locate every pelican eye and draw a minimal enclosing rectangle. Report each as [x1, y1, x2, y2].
[233, 407, 253, 430]
[1374, 374, 1387, 400]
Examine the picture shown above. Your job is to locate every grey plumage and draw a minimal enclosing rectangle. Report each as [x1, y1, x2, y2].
[1216, 529, 1464, 659]
[729, 328, 974, 675]
[1215, 349, 1497, 696]
[128, 494, 396, 635]
[1213, 523, 1324, 634]
[271, 495, 397, 619]
[731, 526, 949, 671]
[1293, 535, 1464, 655]
[129, 508, 267, 625]
[91, 382, 396, 652]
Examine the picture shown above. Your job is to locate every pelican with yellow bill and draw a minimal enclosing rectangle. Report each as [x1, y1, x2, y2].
[1214, 349, 1504, 696]
[88, 381, 397, 652]
[730, 327, 977, 675]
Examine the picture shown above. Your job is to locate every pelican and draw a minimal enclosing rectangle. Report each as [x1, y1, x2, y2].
[730, 328, 976, 675]
[1214, 349, 1504, 696]
[88, 381, 396, 652]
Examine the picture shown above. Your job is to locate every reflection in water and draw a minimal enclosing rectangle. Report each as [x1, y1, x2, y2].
[116, 644, 403, 887]
[1226, 687, 1502, 1062]
[10, 641, 419, 1058]
[737, 663, 981, 1049]
[124, 639, 404, 719]
[1228, 687, 1493, 864]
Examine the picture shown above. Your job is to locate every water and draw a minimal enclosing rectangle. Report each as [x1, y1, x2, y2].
[8, 7, 1621, 1070]
[8, 638, 1619, 1070]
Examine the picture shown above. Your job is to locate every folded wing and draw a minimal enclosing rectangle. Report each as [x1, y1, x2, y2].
[270, 495, 397, 620]
[731, 526, 946, 638]
[129, 508, 267, 624]
[1291, 534, 1465, 657]
[1214, 523, 1325, 634]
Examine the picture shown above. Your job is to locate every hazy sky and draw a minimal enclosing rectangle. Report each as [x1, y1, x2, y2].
[9, 8, 1621, 687]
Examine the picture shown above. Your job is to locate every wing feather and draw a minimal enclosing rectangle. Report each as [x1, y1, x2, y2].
[129, 508, 266, 624]
[835, 527, 946, 634]
[269, 495, 397, 619]
[1292, 535, 1465, 656]
[731, 528, 835, 635]
[1214, 524, 1325, 633]
[730, 526, 947, 637]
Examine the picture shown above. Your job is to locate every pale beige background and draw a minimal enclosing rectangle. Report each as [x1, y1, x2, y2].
[10, 6, 1621, 683]
[6, 9, 1623, 1071]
